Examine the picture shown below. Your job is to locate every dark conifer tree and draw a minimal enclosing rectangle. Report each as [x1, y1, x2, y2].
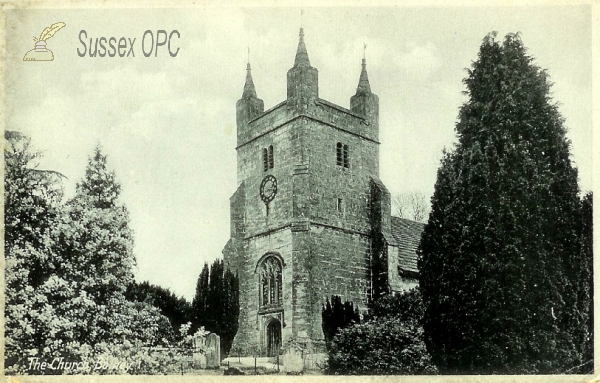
[206, 259, 224, 333]
[419, 32, 583, 374]
[322, 295, 360, 348]
[575, 192, 593, 372]
[190, 259, 239, 356]
[125, 280, 192, 340]
[220, 268, 239, 356]
[192, 262, 210, 330]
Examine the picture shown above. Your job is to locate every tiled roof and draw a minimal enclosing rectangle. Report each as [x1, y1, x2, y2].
[390, 216, 425, 273]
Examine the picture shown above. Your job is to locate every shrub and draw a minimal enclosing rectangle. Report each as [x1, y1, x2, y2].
[326, 316, 436, 375]
[325, 288, 437, 375]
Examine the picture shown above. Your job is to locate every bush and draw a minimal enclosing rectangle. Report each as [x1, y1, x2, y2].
[325, 288, 437, 375]
[326, 316, 436, 375]
[367, 288, 424, 323]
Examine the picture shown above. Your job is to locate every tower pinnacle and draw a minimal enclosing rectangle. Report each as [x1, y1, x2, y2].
[356, 57, 371, 94]
[351, 53, 378, 124]
[242, 62, 257, 99]
[294, 28, 311, 68]
[237, 58, 264, 132]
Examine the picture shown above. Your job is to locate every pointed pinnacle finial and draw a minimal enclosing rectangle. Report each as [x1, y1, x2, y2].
[363, 42, 367, 60]
[242, 58, 257, 99]
[294, 27, 310, 67]
[247, 46, 250, 65]
[301, 8, 304, 28]
[357, 47, 371, 94]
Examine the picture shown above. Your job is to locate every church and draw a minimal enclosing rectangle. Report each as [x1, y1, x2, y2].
[223, 28, 424, 357]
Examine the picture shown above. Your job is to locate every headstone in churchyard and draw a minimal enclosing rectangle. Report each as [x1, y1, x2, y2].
[193, 333, 207, 369]
[206, 333, 221, 368]
[284, 345, 304, 373]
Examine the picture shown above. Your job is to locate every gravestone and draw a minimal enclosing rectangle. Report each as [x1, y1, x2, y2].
[283, 347, 303, 374]
[206, 333, 221, 368]
[193, 333, 207, 369]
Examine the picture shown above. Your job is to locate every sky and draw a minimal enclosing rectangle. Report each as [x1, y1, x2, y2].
[5, 4, 593, 300]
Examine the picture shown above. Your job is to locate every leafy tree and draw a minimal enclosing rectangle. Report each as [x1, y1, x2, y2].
[4, 131, 64, 254]
[27, 145, 170, 361]
[418, 32, 583, 374]
[4, 131, 65, 372]
[367, 287, 424, 323]
[4, 138, 176, 374]
[321, 295, 360, 348]
[126, 280, 192, 342]
[326, 288, 436, 375]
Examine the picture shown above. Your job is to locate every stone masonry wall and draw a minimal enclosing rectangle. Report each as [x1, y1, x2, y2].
[230, 228, 294, 355]
[309, 226, 371, 337]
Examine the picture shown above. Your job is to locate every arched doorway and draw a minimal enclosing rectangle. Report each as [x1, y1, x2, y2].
[266, 319, 282, 357]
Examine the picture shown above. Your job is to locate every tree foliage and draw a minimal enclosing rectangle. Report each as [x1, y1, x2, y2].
[326, 288, 436, 375]
[418, 32, 585, 374]
[575, 192, 594, 372]
[4, 131, 63, 289]
[191, 259, 239, 357]
[4, 138, 171, 374]
[321, 295, 360, 348]
[4, 131, 65, 371]
[48, 146, 140, 347]
[126, 280, 192, 342]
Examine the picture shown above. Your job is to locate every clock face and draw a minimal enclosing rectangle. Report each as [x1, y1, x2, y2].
[260, 175, 277, 203]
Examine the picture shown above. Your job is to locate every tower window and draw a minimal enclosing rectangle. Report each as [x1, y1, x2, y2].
[343, 144, 349, 168]
[259, 256, 283, 307]
[263, 145, 274, 171]
[337, 198, 343, 213]
[263, 148, 269, 171]
[336, 142, 349, 169]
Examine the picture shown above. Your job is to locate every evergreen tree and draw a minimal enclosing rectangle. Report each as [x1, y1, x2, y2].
[49, 146, 146, 346]
[206, 259, 224, 332]
[322, 295, 360, 348]
[418, 32, 582, 374]
[191, 259, 239, 356]
[192, 262, 210, 330]
[220, 268, 240, 356]
[575, 192, 593, 372]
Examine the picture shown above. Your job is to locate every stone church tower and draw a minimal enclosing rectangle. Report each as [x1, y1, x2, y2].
[223, 28, 422, 357]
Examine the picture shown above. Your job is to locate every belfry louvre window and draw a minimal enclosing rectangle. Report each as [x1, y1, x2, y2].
[263, 148, 269, 171]
[259, 256, 283, 307]
[263, 145, 274, 171]
[336, 142, 349, 168]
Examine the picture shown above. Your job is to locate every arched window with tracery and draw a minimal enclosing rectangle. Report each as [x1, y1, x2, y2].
[259, 256, 283, 308]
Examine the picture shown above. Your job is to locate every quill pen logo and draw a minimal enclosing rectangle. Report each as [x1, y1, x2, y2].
[23, 22, 66, 61]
